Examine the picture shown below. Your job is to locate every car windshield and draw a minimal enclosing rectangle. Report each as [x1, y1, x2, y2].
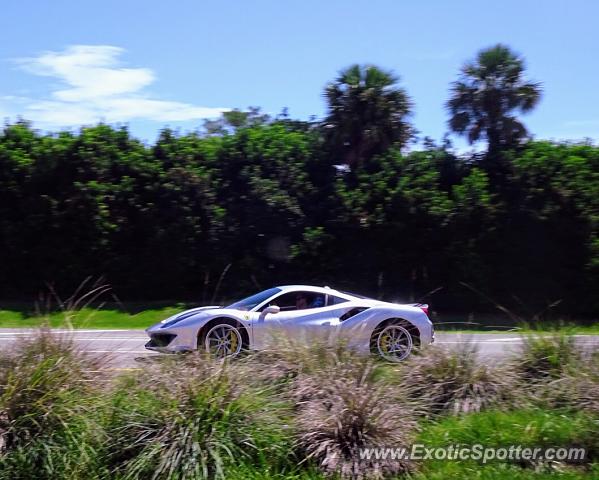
[226, 287, 281, 311]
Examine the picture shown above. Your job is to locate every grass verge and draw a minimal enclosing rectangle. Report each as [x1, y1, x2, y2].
[414, 409, 598, 479]
[0, 330, 597, 479]
[0, 307, 183, 329]
[0, 307, 597, 333]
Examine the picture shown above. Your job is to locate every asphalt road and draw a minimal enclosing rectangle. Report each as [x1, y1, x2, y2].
[0, 329, 598, 370]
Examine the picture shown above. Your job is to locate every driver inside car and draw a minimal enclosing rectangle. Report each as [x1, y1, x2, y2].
[295, 293, 309, 310]
[295, 293, 325, 310]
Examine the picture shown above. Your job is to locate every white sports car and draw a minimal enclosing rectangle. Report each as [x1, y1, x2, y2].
[145, 285, 434, 362]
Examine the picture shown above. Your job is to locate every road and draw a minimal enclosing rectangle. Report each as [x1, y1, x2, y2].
[0, 329, 597, 369]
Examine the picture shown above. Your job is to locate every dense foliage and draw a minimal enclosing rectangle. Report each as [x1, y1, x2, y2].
[0, 46, 597, 318]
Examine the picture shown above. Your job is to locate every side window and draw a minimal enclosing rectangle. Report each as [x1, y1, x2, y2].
[327, 295, 349, 306]
[263, 292, 296, 311]
[263, 291, 326, 311]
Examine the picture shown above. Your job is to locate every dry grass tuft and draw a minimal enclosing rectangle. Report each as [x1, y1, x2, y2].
[399, 342, 518, 416]
[254, 338, 420, 479]
[534, 349, 599, 414]
[511, 333, 580, 382]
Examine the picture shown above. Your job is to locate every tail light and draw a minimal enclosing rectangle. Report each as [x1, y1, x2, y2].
[419, 304, 429, 316]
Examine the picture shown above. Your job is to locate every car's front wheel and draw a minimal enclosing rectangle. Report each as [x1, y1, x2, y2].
[371, 323, 414, 362]
[201, 321, 243, 359]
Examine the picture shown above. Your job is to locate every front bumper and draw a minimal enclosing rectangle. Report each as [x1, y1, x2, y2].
[145, 325, 198, 353]
[145, 332, 178, 352]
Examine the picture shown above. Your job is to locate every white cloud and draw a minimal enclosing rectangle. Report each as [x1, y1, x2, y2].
[10, 45, 228, 127]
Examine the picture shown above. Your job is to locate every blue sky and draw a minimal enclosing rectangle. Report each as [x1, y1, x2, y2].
[1, 0, 597, 147]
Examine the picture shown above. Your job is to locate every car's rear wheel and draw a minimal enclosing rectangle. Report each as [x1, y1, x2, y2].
[372, 323, 414, 362]
[202, 322, 243, 358]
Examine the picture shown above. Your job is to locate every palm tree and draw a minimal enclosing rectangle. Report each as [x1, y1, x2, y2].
[324, 64, 412, 170]
[447, 45, 542, 157]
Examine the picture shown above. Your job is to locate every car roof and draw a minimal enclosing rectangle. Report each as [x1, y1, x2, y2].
[275, 285, 351, 298]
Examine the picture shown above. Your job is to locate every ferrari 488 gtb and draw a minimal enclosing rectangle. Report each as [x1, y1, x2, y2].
[146, 285, 434, 362]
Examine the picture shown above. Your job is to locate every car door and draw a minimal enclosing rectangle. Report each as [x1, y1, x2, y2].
[249, 291, 353, 349]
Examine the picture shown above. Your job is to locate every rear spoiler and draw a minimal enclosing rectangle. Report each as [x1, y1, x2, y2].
[408, 303, 429, 316]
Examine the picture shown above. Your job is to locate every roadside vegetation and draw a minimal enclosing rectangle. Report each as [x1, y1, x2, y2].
[0, 43, 597, 323]
[0, 329, 597, 479]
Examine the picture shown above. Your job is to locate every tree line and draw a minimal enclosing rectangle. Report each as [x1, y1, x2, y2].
[0, 44, 597, 317]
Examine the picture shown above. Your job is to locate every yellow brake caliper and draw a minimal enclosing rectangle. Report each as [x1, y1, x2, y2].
[381, 332, 391, 353]
[229, 330, 238, 352]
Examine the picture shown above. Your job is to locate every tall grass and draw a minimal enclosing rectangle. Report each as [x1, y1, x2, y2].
[103, 355, 294, 479]
[0, 329, 108, 479]
[399, 342, 518, 416]
[290, 342, 418, 478]
[512, 333, 580, 381]
[0, 328, 596, 479]
[562, 350, 599, 415]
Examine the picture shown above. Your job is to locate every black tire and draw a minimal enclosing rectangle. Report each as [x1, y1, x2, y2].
[198, 318, 249, 358]
[370, 320, 416, 362]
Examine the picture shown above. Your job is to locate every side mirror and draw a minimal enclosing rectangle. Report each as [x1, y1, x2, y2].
[263, 305, 281, 315]
[259, 305, 280, 321]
